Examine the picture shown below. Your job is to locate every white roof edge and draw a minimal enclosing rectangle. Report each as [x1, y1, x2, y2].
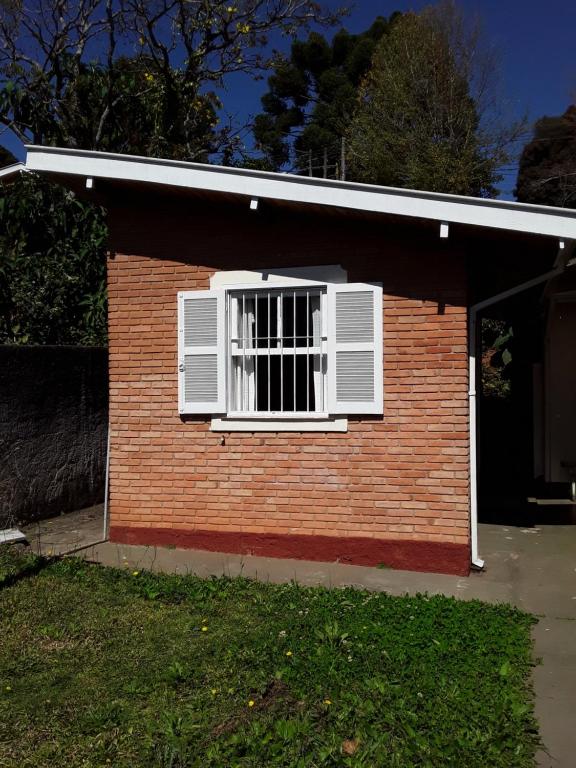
[24, 145, 576, 240]
[0, 162, 26, 179]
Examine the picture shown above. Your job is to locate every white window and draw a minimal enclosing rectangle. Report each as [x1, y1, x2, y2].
[228, 287, 327, 416]
[177, 277, 383, 425]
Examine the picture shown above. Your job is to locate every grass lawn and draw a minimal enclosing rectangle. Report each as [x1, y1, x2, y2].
[0, 546, 538, 767]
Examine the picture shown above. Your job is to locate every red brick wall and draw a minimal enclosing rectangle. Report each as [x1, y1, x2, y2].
[106, 195, 470, 574]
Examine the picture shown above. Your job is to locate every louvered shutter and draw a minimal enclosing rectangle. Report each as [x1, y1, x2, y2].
[327, 283, 383, 414]
[177, 289, 225, 414]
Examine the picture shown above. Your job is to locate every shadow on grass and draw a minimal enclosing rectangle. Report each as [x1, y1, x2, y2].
[0, 551, 54, 591]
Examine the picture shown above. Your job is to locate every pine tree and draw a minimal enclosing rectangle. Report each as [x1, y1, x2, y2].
[253, 16, 398, 174]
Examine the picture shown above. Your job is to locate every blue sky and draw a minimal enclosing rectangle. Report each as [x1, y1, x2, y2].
[222, 0, 576, 199]
[2, 0, 574, 199]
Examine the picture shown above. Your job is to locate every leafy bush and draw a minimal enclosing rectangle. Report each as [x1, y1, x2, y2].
[0, 173, 107, 346]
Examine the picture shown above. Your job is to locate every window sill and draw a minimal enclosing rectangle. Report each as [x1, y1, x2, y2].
[210, 416, 348, 432]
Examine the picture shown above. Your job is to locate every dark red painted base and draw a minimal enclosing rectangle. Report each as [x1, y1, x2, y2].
[109, 526, 470, 576]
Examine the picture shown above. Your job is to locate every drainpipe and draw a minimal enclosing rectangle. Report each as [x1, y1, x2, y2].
[468, 254, 571, 570]
[102, 422, 111, 541]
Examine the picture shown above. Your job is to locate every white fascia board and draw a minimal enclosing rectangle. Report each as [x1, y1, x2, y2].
[25, 145, 576, 240]
[0, 162, 25, 180]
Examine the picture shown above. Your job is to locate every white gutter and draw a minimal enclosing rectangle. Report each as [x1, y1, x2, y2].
[468, 255, 572, 569]
[102, 422, 110, 540]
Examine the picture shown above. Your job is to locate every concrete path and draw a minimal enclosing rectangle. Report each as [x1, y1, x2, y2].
[479, 524, 576, 768]
[22, 510, 576, 766]
[24, 504, 105, 556]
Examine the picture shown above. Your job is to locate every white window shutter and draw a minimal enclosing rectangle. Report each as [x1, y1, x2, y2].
[177, 289, 226, 414]
[327, 283, 383, 414]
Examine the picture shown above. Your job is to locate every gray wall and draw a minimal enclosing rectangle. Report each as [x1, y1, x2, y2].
[0, 346, 108, 526]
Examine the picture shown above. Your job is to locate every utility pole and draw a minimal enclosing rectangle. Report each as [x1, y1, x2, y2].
[340, 136, 346, 181]
[323, 147, 328, 179]
[308, 149, 313, 177]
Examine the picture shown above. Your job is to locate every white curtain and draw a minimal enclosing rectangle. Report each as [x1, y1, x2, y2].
[311, 295, 324, 412]
[232, 296, 255, 411]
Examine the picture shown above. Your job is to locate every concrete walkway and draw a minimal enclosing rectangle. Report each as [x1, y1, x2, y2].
[22, 510, 575, 767]
[24, 504, 105, 556]
[478, 524, 576, 768]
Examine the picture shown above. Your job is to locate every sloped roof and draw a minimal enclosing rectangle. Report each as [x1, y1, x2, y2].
[25, 145, 576, 240]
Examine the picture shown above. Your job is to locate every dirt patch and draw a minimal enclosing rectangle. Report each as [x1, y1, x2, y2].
[212, 680, 297, 739]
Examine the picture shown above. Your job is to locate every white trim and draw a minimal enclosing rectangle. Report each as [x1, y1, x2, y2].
[210, 265, 347, 289]
[25, 145, 576, 239]
[211, 417, 347, 432]
[211, 266, 344, 424]
[226, 284, 328, 418]
[226, 411, 328, 419]
[0, 162, 25, 180]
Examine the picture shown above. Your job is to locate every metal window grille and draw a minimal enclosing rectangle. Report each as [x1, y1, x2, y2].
[227, 288, 327, 415]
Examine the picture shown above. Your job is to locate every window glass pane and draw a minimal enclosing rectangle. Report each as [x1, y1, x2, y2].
[255, 295, 270, 348]
[282, 294, 294, 346]
[282, 356, 294, 411]
[295, 294, 309, 348]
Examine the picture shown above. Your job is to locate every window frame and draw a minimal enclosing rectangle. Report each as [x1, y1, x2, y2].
[225, 283, 329, 420]
[177, 266, 381, 432]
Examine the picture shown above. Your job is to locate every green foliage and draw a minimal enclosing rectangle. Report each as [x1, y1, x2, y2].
[346, 2, 520, 195]
[0, 546, 539, 767]
[0, 1, 341, 346]
[515, 105, 576, 208]
[0, 173, 107, 345]
[482, 318, 513, 400]
[0, 544, 40, 585]
[253, 17, 396, 173]
[1, 54, 221, 162]
[0, 0, 340, 161]
[42, 56, 221, 162]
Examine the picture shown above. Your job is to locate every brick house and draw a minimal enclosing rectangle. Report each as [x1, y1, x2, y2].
[21, 147, 576, 575]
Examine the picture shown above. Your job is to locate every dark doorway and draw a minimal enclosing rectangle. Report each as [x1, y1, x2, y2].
[477, 289, 543, 525]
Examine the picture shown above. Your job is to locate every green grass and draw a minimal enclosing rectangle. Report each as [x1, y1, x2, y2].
[0, 545, 538, 767]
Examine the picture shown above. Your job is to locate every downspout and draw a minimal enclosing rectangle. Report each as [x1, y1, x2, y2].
[102, 421, 111, 541]
[468, 253, 571, 570]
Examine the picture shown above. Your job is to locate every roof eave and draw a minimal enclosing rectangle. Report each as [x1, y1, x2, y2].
[24, 145, 576, 240]
[0, 162, 26, 181]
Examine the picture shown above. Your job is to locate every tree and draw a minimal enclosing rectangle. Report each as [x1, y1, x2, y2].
[253, 17, 398, 174]
[0, 0, 341, 347]
[515, 105, 576, 208]
[0, 172, 107, 345]
[481, 318, 513, 400]
[346, 1, 524, 196]
[0, 0, 339, 161]
[31, 55, 222, 162]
